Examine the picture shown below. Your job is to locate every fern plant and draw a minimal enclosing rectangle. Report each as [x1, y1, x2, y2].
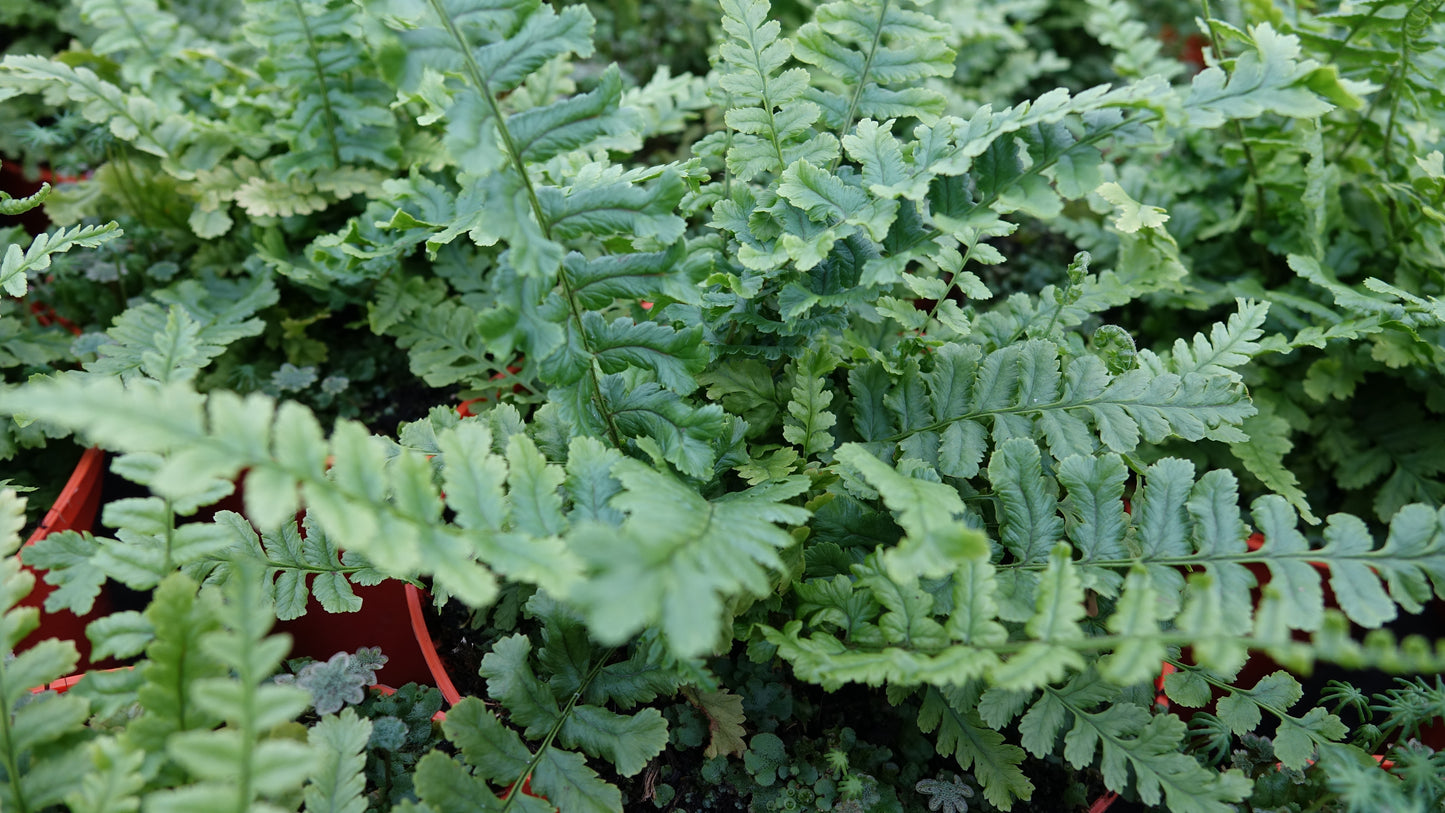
[3, 489, 379, 813]
[2, 0, 1445, 810]
[1056, 0, 1445, 525]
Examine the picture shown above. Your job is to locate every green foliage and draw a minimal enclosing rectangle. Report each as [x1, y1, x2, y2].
[408, 596, 677, 812]
[1181, 673, 1445, 811]
[1017, 674, 1252, 812]
[145, 568, 320, 812]
[4, 498, 386, 813]
[306, 708, 372, 813]
[0, 193, 121, 297]
[243, 0, 401, 178]
[281, 647, 389, 714]
[353, 683, 446, 808]
[1, 490, 89, 813]
[0, 184, 121, 460]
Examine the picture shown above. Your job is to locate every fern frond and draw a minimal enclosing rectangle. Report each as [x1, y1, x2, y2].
[0, 378, 501, 604]
[781, 342, 839, 458]
[482, 632, 667, 777]
[0, 182, 49, 216]
[416, 602, 681, 812]
[866, 339, 1255, 473]
[1, 222, 122, 297]
[65, 736, 147, 813]
[564, 243, 701, 309]
[304, 709, 371, 813]
[918, 685, 1033, 810]
[793, 0, 956, 135]
[717, 0, 835, 182]
[84, 288, 265, 384]
[388, 299, 499, 388]
[541, 312, 707, 396]
[593, 372, 730, 479]
[766, 442, 1445, 705]
[837, 444, 989, 582]
[1131, 463, 1445, 638]
[76, 0, 206, 86]
[436, 422, 582, 597]
[508, 65, 633, 165]
[244, 0, 401, 176]
[388, 0, 596, 179]
[987, 438, 1064, 566]
[0, 56, 195, 161]
[566, 460, 809, 657]
[1228, 401, 1317, 525]
[1183, 23, 1356, 127]
[1022, 674, 1252, 812]
[1, 490, 92, 813]
[23, 497, 233, 604]
[1082, 0, 1186, 81]
[207, 512, 365, 620]
[144, 568, 319, 813]
[123, 573, 227, 753]
[1139, 298, 1269, 382]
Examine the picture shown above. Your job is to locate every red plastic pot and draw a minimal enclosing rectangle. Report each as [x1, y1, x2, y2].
[15, 446, 113, 669]
[1157, 25, 1208, 72]
[457, 363, 527, 417]
[273, 578, 436, 689]
[405, 583, 461, 707]
[21, 461, 436, 692]
[194, 471, 445, 689]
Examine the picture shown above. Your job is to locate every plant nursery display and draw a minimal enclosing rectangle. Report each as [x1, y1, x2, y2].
[2, 0, 1444, 811]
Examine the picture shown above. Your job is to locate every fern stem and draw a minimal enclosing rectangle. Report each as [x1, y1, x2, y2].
[923, 239, 981, 327]
[829, 0, 892, 172]
[1198, 0, 1269, 248]
[233, 630, 258, 813]
[1033, 280, 1070, 342]
[424, 0, 548, 245]
[730, 3, 790, 174]
[500, 647, 619, 812]
[1332, 51, 1405, 162]
[162, 497, 176, 573]
[104, 0, 169, 87]
[425, 0, 623, 448]
[1325, 1, 1389, 61]
[1000, 545, 1417, 571]
[1162, 659, 1354, 748]
[0, 667, 35, 813]
[1377, 28, 1414, 174]
[260, 560, 367, 575]
[287, 0, 344, 169]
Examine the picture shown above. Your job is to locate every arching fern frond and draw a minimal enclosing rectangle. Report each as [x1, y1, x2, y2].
[717, 0, 837, 182]
[80, 276, 275, 384]
[1, 490, 91, 813]
[567, 460, 810, 656]
[0, 57, 196, 163]
[793, 0, 956, 136]
[849, 338, 1255, 479]
[75, 0, 210, 87]
[1, 221, 121, 297]
[143, 568, 320, 813]
[762, 442, 1445, 722]
[244, 0, 402, 177]
[415, 606, 674, 813]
